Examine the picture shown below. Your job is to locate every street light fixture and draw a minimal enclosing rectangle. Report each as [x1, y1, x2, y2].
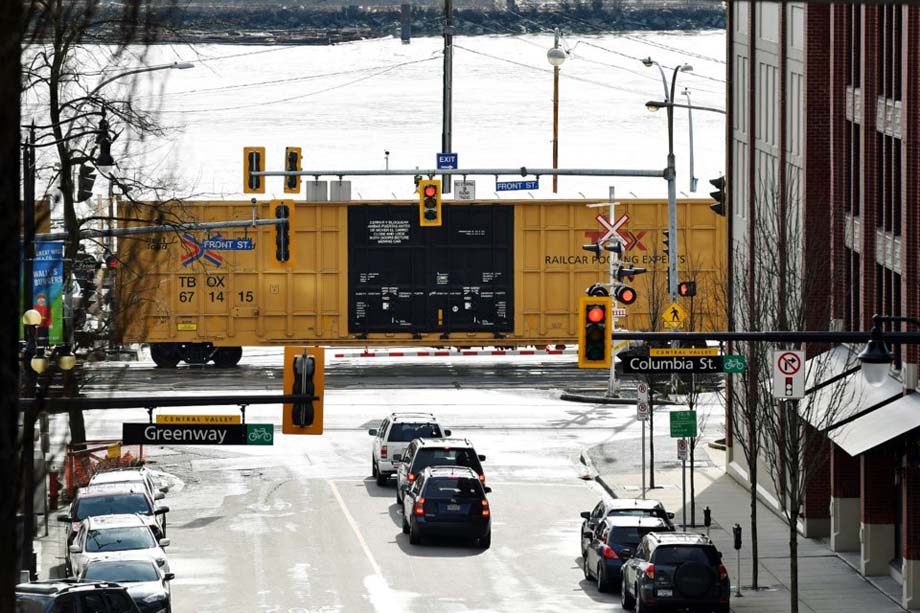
[858, 314, 920, 386]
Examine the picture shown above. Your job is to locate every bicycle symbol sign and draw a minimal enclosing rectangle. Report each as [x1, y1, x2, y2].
[722, 354, 747, 374]
[246, 424, 275, 446]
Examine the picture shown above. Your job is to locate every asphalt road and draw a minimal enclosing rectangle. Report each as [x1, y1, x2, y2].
[62, 351, 720, 611]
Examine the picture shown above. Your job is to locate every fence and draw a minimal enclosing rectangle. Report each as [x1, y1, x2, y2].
[63, 440, 146, 501]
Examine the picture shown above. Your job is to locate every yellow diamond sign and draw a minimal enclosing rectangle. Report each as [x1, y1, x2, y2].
[663, 302, 689, 329]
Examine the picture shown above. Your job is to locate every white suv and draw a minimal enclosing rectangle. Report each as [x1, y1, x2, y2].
[369, 413, 449, 486]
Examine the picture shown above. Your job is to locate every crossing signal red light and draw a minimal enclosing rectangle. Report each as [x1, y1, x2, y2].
[678, 280, 697, 297]
[613, 285, 637, 305]
[419, 179, 442, 227]
[578, 295, 611, 369]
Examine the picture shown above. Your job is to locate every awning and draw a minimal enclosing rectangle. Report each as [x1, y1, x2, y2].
[800, 346, 903, 430]
[829, 392, 920, 457]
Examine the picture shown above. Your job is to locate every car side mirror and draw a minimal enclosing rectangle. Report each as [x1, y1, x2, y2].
[583, 530, 594, 539]
[155, 491, 165, 500]
[164, 573, 175, 581]
[580, 511, 591, 520]
[69, 544, 81, 553]
[368, 428, 377, 436]
[478, 454, 486, 462]
[159, 485, 170, 494]
[57, 514, 72, 523]
[444, 429, 452, 437]
[667, 512, 675, 519]
[155, 506, 170, 515]
[392, 454, 402, 463]
[483, 486, 492, 494]
[158, 538, 171, 548]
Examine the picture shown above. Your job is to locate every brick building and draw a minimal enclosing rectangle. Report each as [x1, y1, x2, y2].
[725, 2, 920, 608]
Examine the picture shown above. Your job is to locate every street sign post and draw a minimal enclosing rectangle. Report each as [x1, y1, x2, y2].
[772, 349, 805, 399]
[622, 354, 722, 374]
[636, 381, 649, 499]
[677, 437, 688, 460]
[437, 153, 458, 169]
[678, 437, 689, 530]
[669, 410, 697, 438]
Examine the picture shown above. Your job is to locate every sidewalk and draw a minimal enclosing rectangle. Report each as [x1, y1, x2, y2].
[584, 441, 906, 612]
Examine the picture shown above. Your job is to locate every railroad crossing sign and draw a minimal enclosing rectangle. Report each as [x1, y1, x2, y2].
[595, 212, 629, 244]
[772, 350, 805, 399]
[663, 302, 689, 329]
[669, 410, 698, 438]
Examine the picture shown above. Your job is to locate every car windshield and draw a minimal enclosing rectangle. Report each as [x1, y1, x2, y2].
[609, 509, 660, 519]
[424, 477, 483, 499]
[75, 494, 151, 519]
[413, 448, 480, 473]
[83, 560, 159, 582]
[609, 526, 661, 547]
[85, 526, 156, 552]
[388, 422, 442, 442]
[653, 545, 721, 566]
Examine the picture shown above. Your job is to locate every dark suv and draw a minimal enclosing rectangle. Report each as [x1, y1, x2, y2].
[401, 466, 492, 548]
[620, 532, 730, 613]
[394, 438, 485, 504]
[16, 580, 141, 613]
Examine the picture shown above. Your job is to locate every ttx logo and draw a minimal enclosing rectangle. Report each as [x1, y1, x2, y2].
[584, 227, 647, 251]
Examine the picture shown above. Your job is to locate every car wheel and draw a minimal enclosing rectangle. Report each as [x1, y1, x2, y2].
[396, 489, 402, 505]
[402, 514, 410, 534]
[597, 563, 610, 593]
[620, 577, 636, 610]
[583, 556, 591, 580]
[409, 522, 422, 545]
[372, 461, 378, 478]
[478, 531, 491, 549]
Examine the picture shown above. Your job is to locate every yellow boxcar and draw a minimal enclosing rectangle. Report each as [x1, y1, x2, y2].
[115, 198, 724, 366]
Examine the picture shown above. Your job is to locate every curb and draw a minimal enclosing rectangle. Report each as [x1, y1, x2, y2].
[561, 392, 634, 404]
[579, 450, 618, 499]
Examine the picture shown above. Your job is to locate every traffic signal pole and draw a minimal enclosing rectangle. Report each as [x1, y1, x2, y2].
[606, 189, 619, 398]
[441, 0, 453, 194]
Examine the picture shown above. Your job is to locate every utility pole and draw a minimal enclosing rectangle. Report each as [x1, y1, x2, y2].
[606, 187, 619, 397]
[441, 0, 453, 194]
[23, 124, 36, 313]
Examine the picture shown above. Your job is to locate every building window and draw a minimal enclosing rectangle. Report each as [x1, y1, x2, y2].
[845, 123, 852, 214]
[853, 131, 861, 217]
[876, 133, 884, 228]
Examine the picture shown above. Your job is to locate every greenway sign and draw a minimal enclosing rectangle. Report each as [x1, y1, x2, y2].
[123, 423, 274, 446]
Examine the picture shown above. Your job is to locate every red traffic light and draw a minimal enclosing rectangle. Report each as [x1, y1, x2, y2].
[678, 281, 697, 297]
[105, 254, 118, 269]
[424, 185, 437, 198]
[613, 285, 637, 305]
[587, 305, 606, 323]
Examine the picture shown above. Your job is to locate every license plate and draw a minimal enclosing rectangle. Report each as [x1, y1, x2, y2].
[657, 589, 673, 598]
[447, 504, 460, 511]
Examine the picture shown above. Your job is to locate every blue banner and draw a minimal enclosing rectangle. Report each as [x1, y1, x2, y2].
[21, 240, 65, 345]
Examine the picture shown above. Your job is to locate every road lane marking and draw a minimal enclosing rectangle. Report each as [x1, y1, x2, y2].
[327, 479, 382, 576]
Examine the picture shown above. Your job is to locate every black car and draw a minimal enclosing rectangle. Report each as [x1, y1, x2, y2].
[59, 483, 169, 546]
[401, 466, 492, 548]
[580, 497, 676, 557]
[621, 532, 730, 613]
[394, 438, 486, 504]
[16, 580, 141, 613]
[79, 559, 174, 613]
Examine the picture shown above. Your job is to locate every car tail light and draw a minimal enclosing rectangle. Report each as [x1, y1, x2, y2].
[719, 563, 728, 581]
[414, 497, 425, 516]
[645, 563, 655, 580]
[602, 545, 619, 560]
[407, 473, 416, 482]
[478, 473, 485, 483]
[481, 499, 490, 517]
[381, 445, 388, 458]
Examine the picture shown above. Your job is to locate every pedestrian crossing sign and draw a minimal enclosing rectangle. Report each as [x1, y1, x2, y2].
[663, 302, 688, 329]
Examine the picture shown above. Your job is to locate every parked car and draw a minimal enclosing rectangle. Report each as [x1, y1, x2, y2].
[59, 483, 169, 545]
[582, 516, 670, 592]
[89, 466, 168, 501]
[66, 514, 171, 578]
[580, 497, 675, 557]
[401, 465, 492, 548]
[369, 412, 449, 486]
[79, 559, 174, 613]
[621, 531, 730, 613]
[15, 580, 141, 613]
[394, 438, 486, 504]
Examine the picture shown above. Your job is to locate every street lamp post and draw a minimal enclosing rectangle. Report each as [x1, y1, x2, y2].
[642, 57, 692, 302]
[683, 88, 698, 193]
[547, 29, 567, 194]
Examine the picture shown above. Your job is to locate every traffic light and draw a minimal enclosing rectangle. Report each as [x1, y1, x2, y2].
[243, 146, 265, 194]
[283, 346, 325, 435]
[578, 295, 612, 369]
[612, 284, 637, 305]
[582, 242, 602, 258]
[661, 229, 670, 252]
[419, 179, 442, 227]
[76, 164, 96, 202]
[284, 147, 301, 194]
[272, 199, 294, 265]
[709, 176, 726, 216]
[678, 280, 697, 297]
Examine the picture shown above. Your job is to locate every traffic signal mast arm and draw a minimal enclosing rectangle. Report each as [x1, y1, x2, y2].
[34, 217, 285, 242]
[252, 166, 667, 180]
